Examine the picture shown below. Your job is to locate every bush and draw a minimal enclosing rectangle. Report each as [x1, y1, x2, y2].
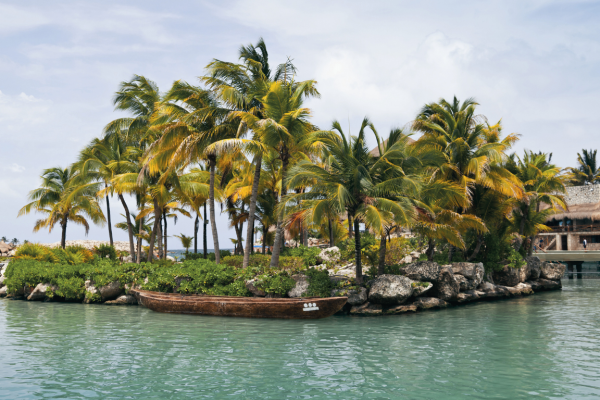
[338, 233, 378, 262]
[384, 238, 412, 265]
[13, 243, 95, 265]
[221, 254, 305, 271]
[254, 270, 296, 296]
[95, 244, 117, 260]
[280, 246, 322, 267]
[304, 268, 332, 297]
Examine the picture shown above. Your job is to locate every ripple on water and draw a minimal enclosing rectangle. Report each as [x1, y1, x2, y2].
[2, 280, 600, 399]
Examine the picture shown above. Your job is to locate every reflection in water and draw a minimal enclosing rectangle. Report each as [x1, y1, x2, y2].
[1, 280, 600, 399]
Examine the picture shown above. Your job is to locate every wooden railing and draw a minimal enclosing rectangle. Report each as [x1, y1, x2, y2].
[547, 224, 600, 233]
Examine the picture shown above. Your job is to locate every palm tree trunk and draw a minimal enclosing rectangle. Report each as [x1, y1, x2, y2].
[157, 211, 163, 259]
[378, 234, 387, 276]
[426, 238, 435, 261]
[194, 213, 199, 254]
[60, 214, 68, 249]
[467, 234, 483, 261]
[209, 157, 221, 264]
[303, 225, 308, 247]
[105, 185, 114, 247]
[136, 219, 143, 264]
[329, 218, 334, 247]
[269, 157, 288, 268]
[148, 198, 161, 263]
[251, 222, 255, 255]
[348, 215, 354, 239]
[118, 194, 135, 262]
[163, 212, 167, 260]
[354, 217, 362, 284]
[262, 223, 267, 255]
[203, 202, 207, 259]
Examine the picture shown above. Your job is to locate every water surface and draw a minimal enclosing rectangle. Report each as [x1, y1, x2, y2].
[1, 280, 599, 399]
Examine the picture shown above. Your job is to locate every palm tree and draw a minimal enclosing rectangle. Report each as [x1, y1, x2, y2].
[116, 212, 152, 258]
[174, 234, 193, 254]
[202, 38, 297, 268]
[18, 167, 106, 248]
[284, 118, 459, 283]
[566, 149, 600, 185]
[75, 135, 137, 258]
[508, 151, 567, 254]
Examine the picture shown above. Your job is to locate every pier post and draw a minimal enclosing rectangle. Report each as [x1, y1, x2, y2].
[567, 262, 574, 279]
[576, 262, 583, 279]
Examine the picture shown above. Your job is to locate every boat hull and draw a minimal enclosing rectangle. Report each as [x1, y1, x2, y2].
[131, 290, 348, 319]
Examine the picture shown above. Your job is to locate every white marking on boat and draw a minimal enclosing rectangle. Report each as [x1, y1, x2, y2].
[303, 302, 319, 311]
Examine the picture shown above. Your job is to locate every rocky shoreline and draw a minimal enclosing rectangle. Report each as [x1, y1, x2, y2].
[0, 255, 564, 317]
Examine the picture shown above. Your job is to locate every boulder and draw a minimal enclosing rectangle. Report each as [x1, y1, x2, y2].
[451, 262, 484, 281]
[0, 286, 6, 297]
[430, 266, 459, 302]
[492, 265, 520, 287]
[413, 297, 449, 310]
[105, 295, 138, 305]
[122, 255, 133, 263]
[525, 257, 542, 280]
[331, 287, 368, 306]
[510, 282, 534, 296]
[287, 274, 309, 298]
[479, 283, 512, 298]
[27, 283, 58, 301]
[383, 304, 418, 314]
[400, 261, 441, 282]
[349, 302, 382, 315]
[166, 256, 175, 261]
[319, 247, 341, 263]
[540, 262, 566, 280]
[24, 285, 34, 298]
[368, 274, 413, 305]
[456, 290, 483, 303]
[329, 275, 352, 286]
[98, 281, 123, 301]
[528, 279, 562, 291]
[246, 279, 266, 297]
[411, 282, 433, 297]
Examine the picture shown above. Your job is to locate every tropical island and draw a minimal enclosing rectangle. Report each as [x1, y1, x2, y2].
[4, 37, 597, 315]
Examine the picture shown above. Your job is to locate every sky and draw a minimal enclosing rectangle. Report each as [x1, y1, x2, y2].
[1, 0, 599, 246]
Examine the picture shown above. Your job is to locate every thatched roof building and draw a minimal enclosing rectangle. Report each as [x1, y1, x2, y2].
[547, 184, 600, 222]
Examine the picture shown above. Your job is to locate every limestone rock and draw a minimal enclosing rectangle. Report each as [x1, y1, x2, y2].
[525, 257, 542, 280]
[384, 304, 418, 314]
[411, 282, 433, 297]
[0, 286, 6, 297]
[540, 262, 566, 280]
[24, 285, 34, 298]
[528, 279, 562, 291]
[166, 256, 175, 261]
[479, 283, 512, 298]
[400, 261, 441, 282]
[430, 266, 459, 302]
[287, 274, 309, 298]
[27, 283, 58, 301]
[368, 274, 413, 305]
[493, 265, 520, 287]
[456, 290, 483, 303]
[349, 302, 382, 315]
[319, 247, 341, 263]
[329, 275, 352, 286]
[332, 286, 367, 306]
[105, 295, 138, 305]
[413, 297, 449, 310]
[452, 262, 484, 290]
[98, 281, 123, 301]
[246, 279, 266, 297]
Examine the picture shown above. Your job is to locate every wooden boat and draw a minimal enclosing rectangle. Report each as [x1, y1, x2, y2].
[130, 289, 348, 319]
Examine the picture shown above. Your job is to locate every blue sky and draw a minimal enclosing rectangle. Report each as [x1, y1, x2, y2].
[1, 0, 599, 245]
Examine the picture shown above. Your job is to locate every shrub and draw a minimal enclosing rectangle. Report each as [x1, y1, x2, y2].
[95, 244, 117, 260]
[338, 233, 378, 262]
[280, 246, 322, 267]
[384, 238, 412, 265]
[254, 270, 296, 296]
[304, 268, 332, 298]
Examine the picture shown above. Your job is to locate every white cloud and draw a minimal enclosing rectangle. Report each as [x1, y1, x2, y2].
[8, 163, 25, 173]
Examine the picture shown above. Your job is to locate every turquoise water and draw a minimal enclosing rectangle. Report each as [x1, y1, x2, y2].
[1, 280, 600, 399]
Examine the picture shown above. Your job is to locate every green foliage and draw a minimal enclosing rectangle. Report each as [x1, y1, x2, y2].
[95, 244, 117, 260]
[384, 237, 413, 265]
[280, 246, 322, 267]
[221, 254, 305, 271]
[254, 270, 296, 296]
[304, 268, 332, 298]
[338, 233, 378, 261]
[506, 247, 526, 269]
[14, 243, 96, 265]
[411, 281, 429, 288]
[184, 252, 205, 261]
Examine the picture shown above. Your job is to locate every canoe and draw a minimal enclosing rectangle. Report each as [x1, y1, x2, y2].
[130, 289, 348, 319]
